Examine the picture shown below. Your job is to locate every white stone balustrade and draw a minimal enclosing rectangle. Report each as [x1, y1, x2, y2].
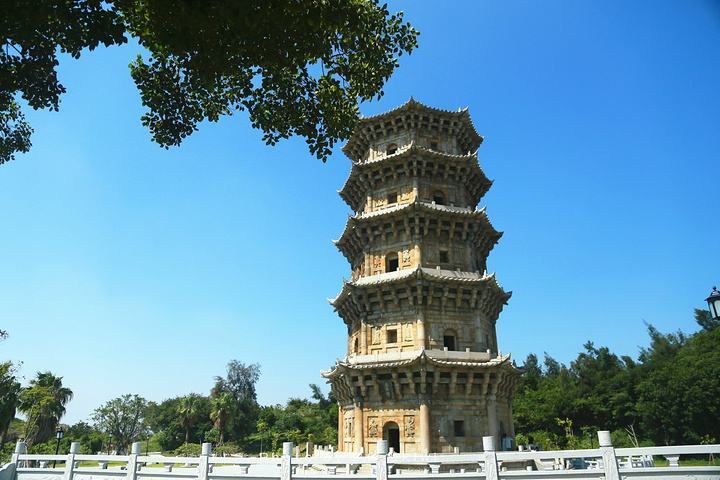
[3, 433, 720, 480]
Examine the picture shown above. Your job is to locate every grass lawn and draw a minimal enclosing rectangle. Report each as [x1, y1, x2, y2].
[653, 457, 718, 467]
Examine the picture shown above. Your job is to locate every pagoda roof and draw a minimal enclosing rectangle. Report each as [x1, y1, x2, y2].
[334, 200, 502, 265]
[337, 266, 505, 291]
[339, 143, 492, 212]
[321, 349, 518, 379]
[330, 266, 511, 326]
[342, 98, 484, 162]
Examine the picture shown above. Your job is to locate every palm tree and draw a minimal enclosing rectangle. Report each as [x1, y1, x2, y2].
[210, 392, 232, 445]
[177, 394, 199, 444]
[0, 362, 21, 446]
[18, 372, 73, 446]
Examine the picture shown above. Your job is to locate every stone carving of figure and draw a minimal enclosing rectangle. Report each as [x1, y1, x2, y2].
[368, 418, 379, 438]
[381, 381, 393, 400]
[404, 416, 415, 438]
[403, 323, 413, 341]
[372, 327, 381, 345]
[372, 256, 383, 274]
[402, 248, 412, 266]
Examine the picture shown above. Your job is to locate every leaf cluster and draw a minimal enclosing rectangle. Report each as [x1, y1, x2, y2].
[1, 0, 418, 164]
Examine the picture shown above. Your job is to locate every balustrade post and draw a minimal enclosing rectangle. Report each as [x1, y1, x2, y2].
[597, 431, 621, 480]
[62, 442, 80, 480]
[197, 443, 212, 480]
[281, 442, 294, 480]
[125, 442, 142, 480]
[11, 441, 26, 464]
[482, 436, 499, 480]
[10, 441, 26, 479]
[375, 440, 388, 480]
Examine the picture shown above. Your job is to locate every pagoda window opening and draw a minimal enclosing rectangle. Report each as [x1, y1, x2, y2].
[386, 253, 399, 272]
[386, 143, 398, 155]
[429, 138, 439, 150]
[454, 420, 466, 437]
[387, 191, 398, 204]
[432, 190, 446, 205]
[386, 329, 398, 344]
[443, 331, 457, 351]
[439, 249, 449, 263]
[354, 337, 359, 353]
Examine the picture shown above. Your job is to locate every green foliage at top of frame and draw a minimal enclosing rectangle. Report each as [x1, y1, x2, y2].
[1, 0, 419, 164]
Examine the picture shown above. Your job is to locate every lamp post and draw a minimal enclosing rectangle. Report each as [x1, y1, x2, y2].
[706, 286, 720, 320]
[52, 427, 64, 468]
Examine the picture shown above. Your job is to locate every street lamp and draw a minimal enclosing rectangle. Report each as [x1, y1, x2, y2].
[52, 427, 64, 468]
[706, 286, 720, 320]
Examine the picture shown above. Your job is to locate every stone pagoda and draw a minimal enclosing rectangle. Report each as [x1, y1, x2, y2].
[322, 99, 520, 455]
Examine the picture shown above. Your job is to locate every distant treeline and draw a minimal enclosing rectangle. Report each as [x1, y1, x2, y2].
[513, 309, 720, 449]
[0, 357, 337, 459]
[1, 310, 717, 459]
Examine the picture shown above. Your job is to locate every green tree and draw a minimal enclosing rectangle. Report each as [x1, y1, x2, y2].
[637, 326, 720, 445]
[694, 308, 719, 332]
[248, 385, 337, 454]
[569, 342, 637, 431]
[92, 394, 148, 453]
[178, 394, 201, 445]
[65, 421, 105, 454]
[212, 360, 261, 446]
[210, 392, 232, 445]
[146, 395, 211, 450]
[146, 398, 185, 450]
[18, 372, 73, 446]
[0, 362, 21, 447]
[1, 0, 418, 164]
[513, 353, 580, 444]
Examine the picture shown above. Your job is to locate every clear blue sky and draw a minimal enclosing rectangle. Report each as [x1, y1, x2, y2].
[2, 1, 719, 424]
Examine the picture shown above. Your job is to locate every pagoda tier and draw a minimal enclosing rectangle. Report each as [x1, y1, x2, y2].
[342, 98, 483, 163]
[339, 143, 492, 213]
[331, 266, 510, 329]
[322, 350, 518, 454]
[334, 199, 502, 272]
[323, 350, 517, 406]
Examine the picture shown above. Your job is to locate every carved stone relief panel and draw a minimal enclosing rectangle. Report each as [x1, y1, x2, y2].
[344, 417, 353, 437]
[372, 255, 383, 275]
[399, 189, 413, 203]
[404, 415, 416, 438]
[402, 323, 413, 341]
[368, 417, 379, 438]
[372, 327, 382, 345]
[401, 248, 413, 268]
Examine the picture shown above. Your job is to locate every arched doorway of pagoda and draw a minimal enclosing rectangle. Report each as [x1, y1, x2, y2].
[383, 421, 401, 453]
